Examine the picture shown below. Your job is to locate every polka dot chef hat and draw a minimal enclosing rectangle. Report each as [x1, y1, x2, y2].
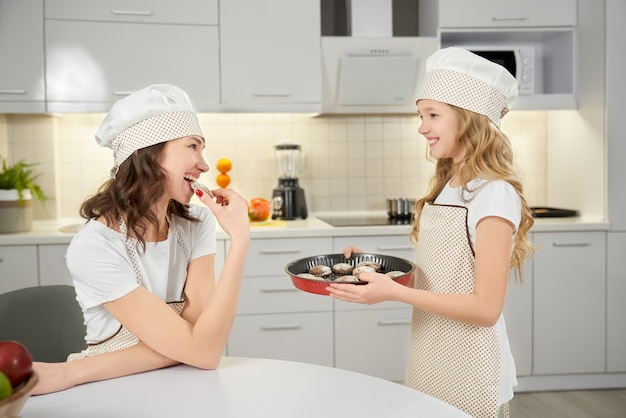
[95, 84, 204, 178]
[416, 47, 518, 128]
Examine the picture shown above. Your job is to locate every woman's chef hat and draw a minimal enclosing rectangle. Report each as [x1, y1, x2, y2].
[416, 47, 518, 127]
[95, 84, 204, 178]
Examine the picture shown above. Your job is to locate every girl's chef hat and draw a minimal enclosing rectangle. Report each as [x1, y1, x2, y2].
[416, 47, 518, 127]
[95, 84, 204, 178]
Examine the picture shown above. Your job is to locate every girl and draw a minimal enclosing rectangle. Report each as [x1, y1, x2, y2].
[327, 48, 535, 418]
[33, 84, 250, 394]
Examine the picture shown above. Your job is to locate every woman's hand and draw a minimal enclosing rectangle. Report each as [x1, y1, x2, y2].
[32, 361, 76, 395]
[327, 271, 403, 305]
[195, 188, 249, 238]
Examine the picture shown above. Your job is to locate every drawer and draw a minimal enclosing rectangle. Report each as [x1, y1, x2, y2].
[335, 308, 412, 382]
[238, 275, 332, 315]
[38, 244, 72, 286]
[0, 245, 39, 293]
[45, 0, 218, 25]
[228, 312, 333, 367]
[244, 237, 332, 277]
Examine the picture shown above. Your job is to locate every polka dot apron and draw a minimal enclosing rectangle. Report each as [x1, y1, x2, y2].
[405, 203, 508, 418]
[67, 217, 188, 360]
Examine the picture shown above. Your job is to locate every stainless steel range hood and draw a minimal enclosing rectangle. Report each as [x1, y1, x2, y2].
[320, 0, 437, 113]
[321, 36, 437, 113]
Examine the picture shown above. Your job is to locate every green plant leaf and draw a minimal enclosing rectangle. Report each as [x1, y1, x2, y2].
[0, 157, 47, 204]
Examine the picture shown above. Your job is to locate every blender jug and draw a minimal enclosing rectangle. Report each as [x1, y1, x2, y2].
[271, 144, 308, 220]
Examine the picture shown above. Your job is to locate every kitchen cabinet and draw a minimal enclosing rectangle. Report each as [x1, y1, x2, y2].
[0, 0, 46, 113]
[228, 237, 334, 366]
[607, 232, 626, 372]
[532, 231, 606, 375]
[219, 0, 321, 112]
[44, 0, 219, 112]
[332, 235, 414, 381]
[438, 0, 577, 28]
[0, 245, 39, 294]
[438, 0, 577, 110]
[502, 253, 533, 377]
[38, 244, 72, 286]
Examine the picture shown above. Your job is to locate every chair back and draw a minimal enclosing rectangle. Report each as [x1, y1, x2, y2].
[0, 285, 86, 362]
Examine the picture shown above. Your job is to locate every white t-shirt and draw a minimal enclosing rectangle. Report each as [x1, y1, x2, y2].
[435, 178, 521, 405]
[66, 205, 216, 344]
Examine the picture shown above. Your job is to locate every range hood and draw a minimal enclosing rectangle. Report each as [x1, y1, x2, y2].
[320, 0, 437, 113]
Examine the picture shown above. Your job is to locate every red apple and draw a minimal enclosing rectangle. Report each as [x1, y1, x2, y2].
[0, 340, 33, 387]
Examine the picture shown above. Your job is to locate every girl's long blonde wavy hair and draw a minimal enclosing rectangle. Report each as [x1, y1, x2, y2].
[410, 105, 535, 280]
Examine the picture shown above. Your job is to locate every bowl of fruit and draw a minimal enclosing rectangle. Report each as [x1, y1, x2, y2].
[0, 340, 37, 416]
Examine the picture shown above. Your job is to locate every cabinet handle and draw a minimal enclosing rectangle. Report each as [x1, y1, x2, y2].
[260, 323, 302, 331]
[0, 89, 27, 95]
[376, 245, 414, 251]
[260, 287, 298, 293]
[377, 319, 411, 326]
[113, 91, 135, 96]
[0, 257, 3, 263]
[259, 248, 302, 254]
[252, 93, 293, 98]
[552, 242, 591, 247]
[111, 10, 154, 16]
[492, 15, 528, 22]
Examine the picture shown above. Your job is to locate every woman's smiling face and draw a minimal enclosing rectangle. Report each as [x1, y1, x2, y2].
[159, 135, 209, 204]
[417, 99, 464, 162]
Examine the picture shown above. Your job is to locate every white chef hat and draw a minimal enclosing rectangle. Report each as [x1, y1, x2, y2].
[416, 47, 518, 127]
[95, 84, 204, 178]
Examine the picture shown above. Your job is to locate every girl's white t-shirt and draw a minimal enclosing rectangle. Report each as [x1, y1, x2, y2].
[434, 178, 521, 406]
[66, 205, 216, 344]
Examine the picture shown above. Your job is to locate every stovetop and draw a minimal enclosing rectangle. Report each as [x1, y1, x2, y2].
[317, 216, 412, 227]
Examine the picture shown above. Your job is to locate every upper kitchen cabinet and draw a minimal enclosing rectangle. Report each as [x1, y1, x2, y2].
[0, 0, 46, 113]
[438, 0, 578, 110]
[439, 0, 577, 28]
[219, 0, 322, 112]
[44, 0, 220, 112]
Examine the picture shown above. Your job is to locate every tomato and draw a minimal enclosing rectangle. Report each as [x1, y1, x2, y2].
[248, 198, 271, 222]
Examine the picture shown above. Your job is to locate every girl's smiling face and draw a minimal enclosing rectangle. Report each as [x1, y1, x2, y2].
[159, 135, 209, 204]
[417, 99, 464, 162]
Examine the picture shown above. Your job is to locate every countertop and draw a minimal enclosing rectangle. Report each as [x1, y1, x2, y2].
[0, 211, 610, 246]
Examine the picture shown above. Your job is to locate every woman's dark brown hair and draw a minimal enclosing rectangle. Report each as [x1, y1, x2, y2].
[80, 142, 198, 251]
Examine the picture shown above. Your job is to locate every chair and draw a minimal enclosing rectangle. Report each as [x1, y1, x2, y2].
[0, 285, 86, 362]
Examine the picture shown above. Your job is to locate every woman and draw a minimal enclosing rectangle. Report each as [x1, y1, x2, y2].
[33, 84, 250, 394]
[327, 48, 535, 417]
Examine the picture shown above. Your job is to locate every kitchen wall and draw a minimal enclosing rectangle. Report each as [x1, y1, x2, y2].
[2, 110, 547, 221]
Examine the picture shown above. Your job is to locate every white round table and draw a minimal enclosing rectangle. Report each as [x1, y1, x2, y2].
[22, 357, 471, 417]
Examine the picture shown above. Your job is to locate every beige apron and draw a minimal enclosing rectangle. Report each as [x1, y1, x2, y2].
[405, 202, 507, 418]
[68, 217, 188, 360]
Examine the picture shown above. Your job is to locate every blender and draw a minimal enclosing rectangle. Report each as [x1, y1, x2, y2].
[271, 144, 308, 220]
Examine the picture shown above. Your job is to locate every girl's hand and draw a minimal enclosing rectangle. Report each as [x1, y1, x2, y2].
[343, 246, 364, 259]
[326, 271, 402, 305]
[195, 188, 249, 238]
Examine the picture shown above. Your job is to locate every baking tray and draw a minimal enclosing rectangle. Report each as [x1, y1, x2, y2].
[531, 207, 579, 218]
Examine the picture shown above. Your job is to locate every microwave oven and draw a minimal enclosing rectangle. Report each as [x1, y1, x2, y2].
[463, 45, 536, 95]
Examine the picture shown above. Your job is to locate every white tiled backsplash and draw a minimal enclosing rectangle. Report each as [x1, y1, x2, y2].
[0, 111, 546, 221]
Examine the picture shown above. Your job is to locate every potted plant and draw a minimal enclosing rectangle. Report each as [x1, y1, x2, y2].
[0, 158, 47, 233]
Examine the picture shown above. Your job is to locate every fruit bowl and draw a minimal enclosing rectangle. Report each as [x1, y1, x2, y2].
[285, 253, 415, 295]
[0, 370, 38, 416]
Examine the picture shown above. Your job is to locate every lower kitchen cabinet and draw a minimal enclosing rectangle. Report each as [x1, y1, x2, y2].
[607, 231, 626, 372]
[0, 245, 39, 293]
[335, 307, 411, 382]
[228, 312, 334, 367]
[38, 244, 72, 286]
[532, 231, 606, 375]
[502, 255, 533, 377]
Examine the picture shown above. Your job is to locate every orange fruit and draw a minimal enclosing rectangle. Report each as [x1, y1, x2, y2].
[216, 158, 232, 173]
[216, 173, 230, 188]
